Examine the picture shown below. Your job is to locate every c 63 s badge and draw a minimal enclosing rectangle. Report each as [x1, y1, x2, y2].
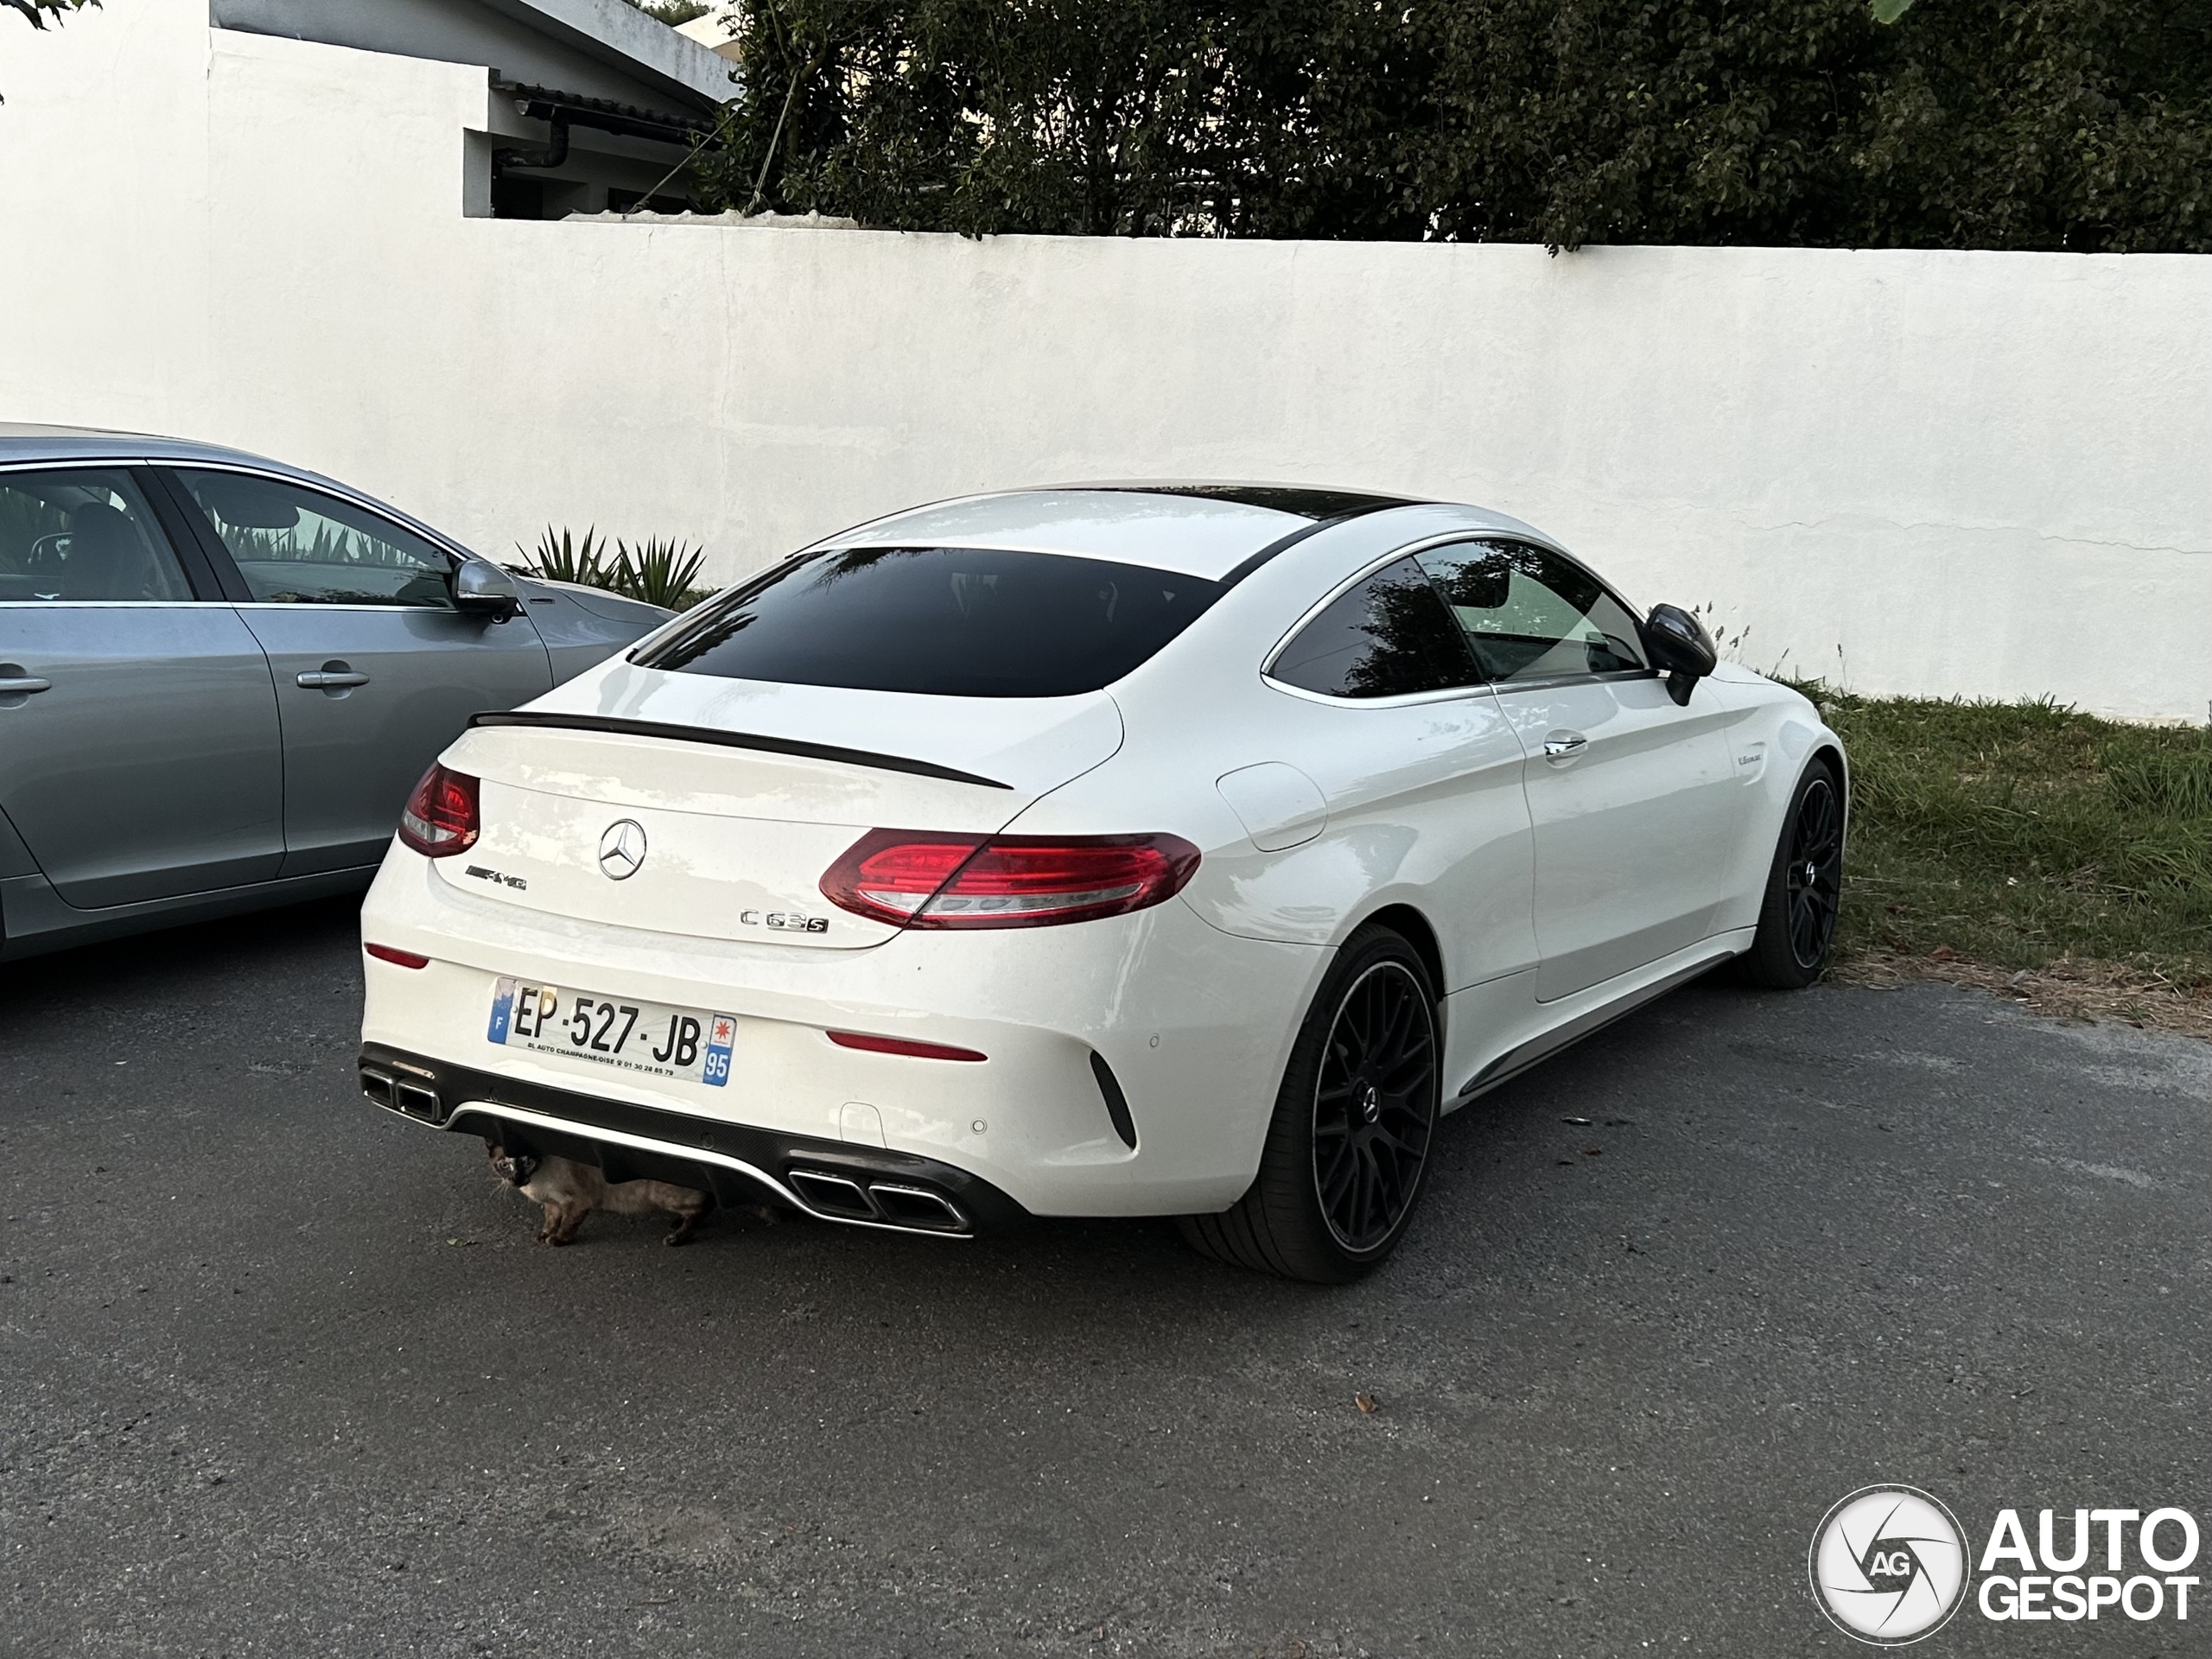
[739, 909, 829, 934]
[463, 863, 528, 891]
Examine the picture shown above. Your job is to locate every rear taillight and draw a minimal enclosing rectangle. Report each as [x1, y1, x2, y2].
[397, 763, 480, 857]
[820, 830, 1200, 929]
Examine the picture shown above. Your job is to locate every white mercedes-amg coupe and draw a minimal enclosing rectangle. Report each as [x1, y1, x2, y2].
[358, 486, 1847, 1281]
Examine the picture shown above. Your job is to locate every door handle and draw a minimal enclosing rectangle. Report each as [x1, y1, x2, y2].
[1541, 731, 1588, 762]
[0, 677, 52, 695]
[296, 671, 370, 690]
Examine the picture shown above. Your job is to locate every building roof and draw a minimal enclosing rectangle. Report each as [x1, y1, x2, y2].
[675, 12, 742, 64]
[213, 0, 734, 118]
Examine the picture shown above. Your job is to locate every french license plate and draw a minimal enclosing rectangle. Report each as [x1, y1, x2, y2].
[486, 977, 734, 1086]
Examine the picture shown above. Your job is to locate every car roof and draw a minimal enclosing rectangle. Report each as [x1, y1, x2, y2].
[813, 484, 1446, 581]
[0, 423, 472, 552]
[0, 422, 362, 486]
[0, 422, 340, 484]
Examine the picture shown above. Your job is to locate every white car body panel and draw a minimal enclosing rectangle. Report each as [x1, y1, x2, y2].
[361, 851, 1324, 1215]
[432, 679, 1126, 949]
[525, 658, 1128, 797]
[812, 488, 1307, 578]
[1035, 670, 1538, 985]
[357, 487, 1846, 1233]
[1214, 762, 1328, 851]
[1495, 673, 1747, 1001]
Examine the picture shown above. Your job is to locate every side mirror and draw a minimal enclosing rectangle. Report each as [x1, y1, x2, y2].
[1644, 603, 1717, 706]
[452, 557, 524, 622]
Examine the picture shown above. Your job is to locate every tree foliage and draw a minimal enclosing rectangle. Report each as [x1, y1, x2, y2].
[692, 1, 2212, 251]
[630, 0, 713, 23]
[4, 0, 98, 30]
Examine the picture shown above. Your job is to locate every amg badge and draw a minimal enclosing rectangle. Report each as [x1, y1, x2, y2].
[739, 909, 830, 934]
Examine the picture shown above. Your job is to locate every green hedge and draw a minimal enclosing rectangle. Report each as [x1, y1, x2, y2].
[694, 1, 2212, 252]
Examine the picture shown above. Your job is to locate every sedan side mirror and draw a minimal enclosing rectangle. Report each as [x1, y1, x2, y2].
[452, 557, 524, 622]
[1644, 603, 1717, 706]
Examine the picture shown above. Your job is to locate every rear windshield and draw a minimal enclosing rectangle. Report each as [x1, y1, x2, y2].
[639, 546, 1224, 697]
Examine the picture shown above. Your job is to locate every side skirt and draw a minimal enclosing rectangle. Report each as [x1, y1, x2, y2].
[1446, 932, 1753, 1107]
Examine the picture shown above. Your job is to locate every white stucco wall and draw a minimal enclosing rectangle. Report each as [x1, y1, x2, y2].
[3, 1, 2208, 719]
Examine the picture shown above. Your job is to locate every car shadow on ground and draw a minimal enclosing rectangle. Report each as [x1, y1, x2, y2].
[0, 891, 366, 1003]
[410, 969, 1762, 1329]
[0, 895, 2006, 1345]
[0, 890, 1726, 1309]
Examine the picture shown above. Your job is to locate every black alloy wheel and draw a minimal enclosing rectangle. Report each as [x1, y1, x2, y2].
[1783, 775, 1844, 969]
[1312, 961, 1436, 1254]
[1743, 759, 1846, 988]
[1180, 925, 1441, 1282]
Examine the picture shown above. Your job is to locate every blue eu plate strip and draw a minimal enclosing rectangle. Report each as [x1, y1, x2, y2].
[486, 976, 517, 1046]
[702, 1014, 735, 1087]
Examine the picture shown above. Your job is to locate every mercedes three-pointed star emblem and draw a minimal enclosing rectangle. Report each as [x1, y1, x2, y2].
[597, 819, 647, 880]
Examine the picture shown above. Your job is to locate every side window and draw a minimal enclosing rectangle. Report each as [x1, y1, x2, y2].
[0, 469, 194, 602]
[1416, 541, 1647, 684]
[174, 469, 454, 608]
[1268, 556, 1480, 699]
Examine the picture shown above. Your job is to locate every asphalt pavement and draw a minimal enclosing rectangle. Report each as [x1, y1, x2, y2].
[3, 899, 2207, 1658]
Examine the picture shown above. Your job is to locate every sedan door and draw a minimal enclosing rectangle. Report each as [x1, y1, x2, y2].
[1420, 540, 1744, 1003]
[160, 467, 555, 877]
[0, 466, 283, 908]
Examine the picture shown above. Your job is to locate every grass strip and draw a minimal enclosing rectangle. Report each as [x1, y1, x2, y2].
[1785, 683, 2212, 999]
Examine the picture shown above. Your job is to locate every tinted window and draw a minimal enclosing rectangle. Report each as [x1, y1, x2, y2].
[1416, 541, 1646, 683]
[0, 469, 194, 603]
[1268, 556, 1479, 699]
[641, 546, 1222, 697]
[175, 470, 454, 607]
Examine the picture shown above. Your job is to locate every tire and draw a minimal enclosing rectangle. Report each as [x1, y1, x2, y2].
[1739, 757, 1845, 989]
[1180, 925, 1441, 1283]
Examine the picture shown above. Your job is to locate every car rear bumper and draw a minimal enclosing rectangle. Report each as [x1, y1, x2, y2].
[358, 847, 1330, 1217]
[359, 1041, 1028, 1236]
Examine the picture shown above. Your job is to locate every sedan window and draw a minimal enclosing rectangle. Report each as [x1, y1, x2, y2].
[1416, 542, 1646, 683]
[1268, 556, 1481, 699]
[173, 470, 454, 608]
[0, 470, 194, 603]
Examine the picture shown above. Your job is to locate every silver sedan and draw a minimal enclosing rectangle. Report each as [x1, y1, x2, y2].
[0, 425, 671, 958]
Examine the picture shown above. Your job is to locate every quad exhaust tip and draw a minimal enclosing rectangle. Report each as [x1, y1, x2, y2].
[786, 1167, 969, 1233]
[359, 1065, 439, 1123]
[868, 1182, 969, 1230]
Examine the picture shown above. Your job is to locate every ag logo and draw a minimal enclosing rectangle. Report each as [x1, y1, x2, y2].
[1810, 1485, 1970, 1645]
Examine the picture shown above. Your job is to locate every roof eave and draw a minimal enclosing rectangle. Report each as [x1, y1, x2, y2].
[474, 0, 735, 112]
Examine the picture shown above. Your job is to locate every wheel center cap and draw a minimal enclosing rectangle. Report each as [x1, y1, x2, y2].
[1358, 1082, 1382, 1123]
[1802, 861, 1818, 887]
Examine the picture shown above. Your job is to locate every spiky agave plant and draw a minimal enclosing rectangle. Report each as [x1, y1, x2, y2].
[610, 537, 708, 610]
[518, 525, 613, 588]
[517, 526, 713, 610]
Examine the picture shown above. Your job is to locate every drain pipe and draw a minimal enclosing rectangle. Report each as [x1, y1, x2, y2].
[496, 111, 570, 174]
